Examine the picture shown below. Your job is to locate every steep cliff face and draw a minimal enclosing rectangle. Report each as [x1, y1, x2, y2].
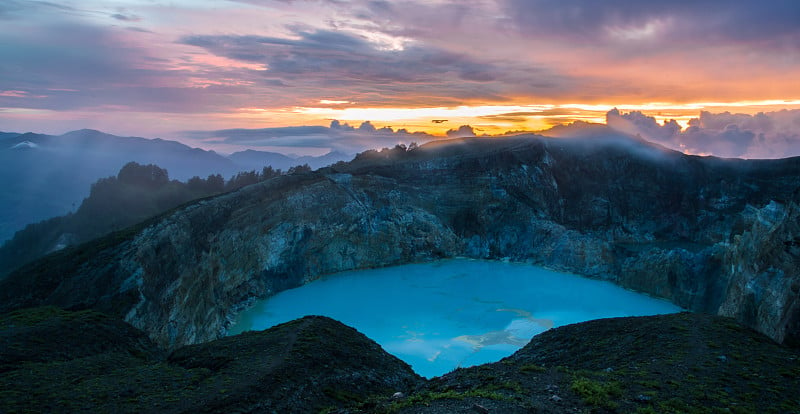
[123, 173, 461, 346]
[2, 134, 799, 349]
[718, 201, 800, 346]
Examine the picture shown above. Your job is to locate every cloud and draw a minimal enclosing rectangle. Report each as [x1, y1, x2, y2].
[349, 1, 491, 43]
[1, 0, 798, 140]
[496, 0, 800, 98]
[110, 13, 142, 22]
[606, 108, 681, 143]
[0, 0, 77, 19]
[502, 0, 800, 49]
[0, 23, 159, 106]
[0, 1, 23, 18]
[182, 28, 497, 83]
[180, 27, 568, 106]
[478, 109, 587, 123]
[606, 109, 800, 159]
[0, 20, 278, 113]
[681, 123, 755, 158]
[0, 90, 28, 98]
[446, 125, 475, 138]
[193, 109, 800, 159]
[683, 110, 800, 158]
[184, 120, 438, 154]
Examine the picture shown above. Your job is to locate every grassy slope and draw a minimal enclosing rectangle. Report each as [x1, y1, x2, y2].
[382, 313, 800, 414]
[0, 308, 420, 414]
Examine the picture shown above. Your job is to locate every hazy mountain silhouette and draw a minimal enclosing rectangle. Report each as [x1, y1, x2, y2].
[227, 150, 297, 172]
[228, 149, 351, 172]
[0, 129, 241, 242]
[0, 129, 349, 242]
[296, 150, 351, 169]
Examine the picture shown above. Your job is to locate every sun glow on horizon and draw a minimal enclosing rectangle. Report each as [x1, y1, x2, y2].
[4, 98, 799, 143]
[284, 99, 800, 135]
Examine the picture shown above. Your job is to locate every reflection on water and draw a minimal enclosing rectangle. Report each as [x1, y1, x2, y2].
[230, 258, 682, 378]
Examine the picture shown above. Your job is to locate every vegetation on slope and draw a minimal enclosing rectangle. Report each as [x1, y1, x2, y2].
[0, 162, 310, 277]
[382, 313, 800, 414]
[1, 309, 797, 413]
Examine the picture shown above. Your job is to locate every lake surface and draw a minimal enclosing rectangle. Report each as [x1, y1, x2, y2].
[230, 259, 682, 378]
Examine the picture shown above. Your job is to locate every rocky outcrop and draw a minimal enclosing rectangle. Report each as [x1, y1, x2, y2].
[1, 133, 799, 348]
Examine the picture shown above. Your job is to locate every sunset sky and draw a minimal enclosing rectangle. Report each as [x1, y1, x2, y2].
[1, 0, 799, 155]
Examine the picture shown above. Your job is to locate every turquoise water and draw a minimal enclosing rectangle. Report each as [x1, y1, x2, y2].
[230, 259, 682, 378]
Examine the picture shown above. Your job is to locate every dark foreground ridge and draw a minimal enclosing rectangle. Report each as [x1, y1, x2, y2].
[1, 308, 798, 413]
[0, 307, 419, 413]
[1, 133, 800, 349]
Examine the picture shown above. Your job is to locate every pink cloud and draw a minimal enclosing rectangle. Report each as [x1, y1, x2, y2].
[0, 90, 28, 97]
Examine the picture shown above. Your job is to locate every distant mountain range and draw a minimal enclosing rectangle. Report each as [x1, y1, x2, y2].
[0, 129, 351, 242]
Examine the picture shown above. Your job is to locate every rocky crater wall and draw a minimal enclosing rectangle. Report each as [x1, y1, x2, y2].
[2, 135, 799, 348]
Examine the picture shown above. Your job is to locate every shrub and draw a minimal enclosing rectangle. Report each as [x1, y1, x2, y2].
[571, 377, 622, 409]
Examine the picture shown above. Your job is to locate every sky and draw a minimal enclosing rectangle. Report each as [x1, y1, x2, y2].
[1, 0, 799, 156]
